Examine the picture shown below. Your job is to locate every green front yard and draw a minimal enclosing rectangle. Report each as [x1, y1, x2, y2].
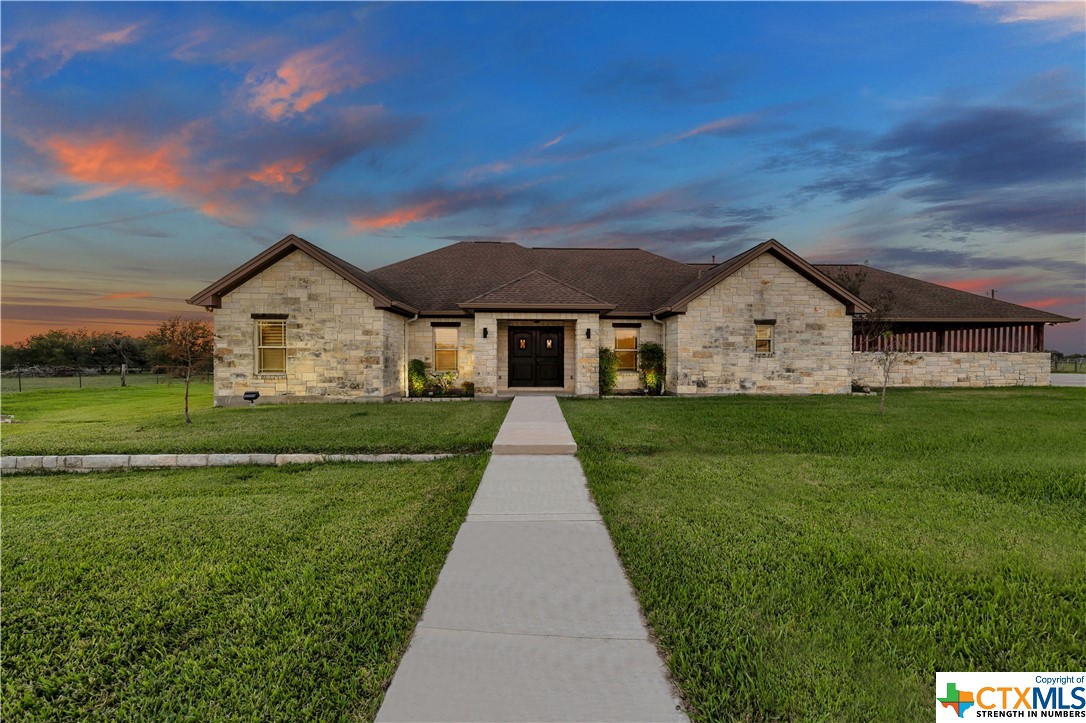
[2, 460, 487, 720]
[1, 383, 509, 456]
[561, 389, 1086, 722]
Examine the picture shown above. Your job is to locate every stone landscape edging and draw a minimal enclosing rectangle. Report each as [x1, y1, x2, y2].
[1, 452, 457, 473]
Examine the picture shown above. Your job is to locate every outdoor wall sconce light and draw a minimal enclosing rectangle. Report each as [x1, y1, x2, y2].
[586, 328, 592, 339]
[483, 327, 489, 338]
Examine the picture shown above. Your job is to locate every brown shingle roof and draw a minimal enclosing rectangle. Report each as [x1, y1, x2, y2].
[367, 241, 700, 315]
[188, 234, 1076, 325]
[815, 264, 1077, 323]
[459, 270, 615, 310]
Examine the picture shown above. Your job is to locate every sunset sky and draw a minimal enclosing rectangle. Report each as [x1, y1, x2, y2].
[3, 2, 1084, 350]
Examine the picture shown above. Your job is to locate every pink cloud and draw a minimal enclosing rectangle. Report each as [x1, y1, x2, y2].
[1017, 295, 1083, 309]
[350, 185, 517, 231]
[35, 125, 329, 221]
[464, 160, 514, 180]
[677, 113, 761, 141]
[350, 199, 453, 230]
[247, 43, 369, 121]
[970, 1, 1085, 37]
[3, 18, 142, 79]
[247, 159, 313, 194]
[935, 275, 1036, 295]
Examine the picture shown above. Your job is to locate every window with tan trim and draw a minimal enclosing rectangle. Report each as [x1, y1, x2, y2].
[257, 320, 287, 373]
[755, 323, 774, 354]
[615, 328, 638, 370]
[433, 327, 458, 371]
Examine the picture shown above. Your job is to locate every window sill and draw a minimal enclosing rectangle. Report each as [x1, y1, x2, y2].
[255, 373, 287, 378]
[755, 353, 775, 358]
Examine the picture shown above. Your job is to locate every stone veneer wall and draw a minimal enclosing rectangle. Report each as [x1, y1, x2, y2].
[667, 253, 853, 395]
[406, 318, 477, 384]
[599, 320, 663, 391]
[214, 250, 405, 405]
[852, 352, 1050, 387]
[473, 312, 598, 396]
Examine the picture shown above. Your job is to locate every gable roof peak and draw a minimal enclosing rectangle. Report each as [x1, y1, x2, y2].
[654, 238, 872, 316]
[186, 233, 416, 314]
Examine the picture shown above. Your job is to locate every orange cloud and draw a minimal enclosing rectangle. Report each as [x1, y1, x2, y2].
[44, 134, 189, 194]
[1017, 295, 1082, 309]
[37, 128, 315, 221]
[248, 159, 313, 193]
[350, 199, 451, 230]
[95, 292, 152, 301]
[936, 275, 1034, 295]
[247, 44, 368, 121]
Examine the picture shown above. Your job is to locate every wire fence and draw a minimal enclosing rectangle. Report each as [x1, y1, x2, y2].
[1, 371, 213, 393]
[1052, 360, 1086, 374]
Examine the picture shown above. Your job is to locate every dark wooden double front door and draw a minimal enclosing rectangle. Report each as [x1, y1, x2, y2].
[509, 327, 563, 387]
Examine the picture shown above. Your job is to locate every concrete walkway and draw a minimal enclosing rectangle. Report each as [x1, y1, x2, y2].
[491, 394, 578, 455]
[377, 396, 686, 722]
[1051, 373, 1086, 387]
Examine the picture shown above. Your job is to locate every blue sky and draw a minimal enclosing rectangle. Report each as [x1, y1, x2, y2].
[2, 2, 1084, 349]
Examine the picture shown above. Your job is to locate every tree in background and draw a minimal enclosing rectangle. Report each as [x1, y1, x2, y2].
[145, 318, 216, 423]
[8, 329, 92, 369]
[1, 344, 30, 371]
[89, 333, 147, 386]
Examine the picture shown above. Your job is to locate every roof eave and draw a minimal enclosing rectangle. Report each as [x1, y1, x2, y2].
[457, 302, 617, 312]
[880, 316, 1078, 324]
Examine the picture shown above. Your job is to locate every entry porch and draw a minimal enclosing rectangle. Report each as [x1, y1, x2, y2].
[474, 313, 599, 398]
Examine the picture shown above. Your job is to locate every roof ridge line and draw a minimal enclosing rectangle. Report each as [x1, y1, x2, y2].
[460, 268, 610, 305]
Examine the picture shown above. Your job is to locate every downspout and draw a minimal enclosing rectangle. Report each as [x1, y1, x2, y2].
[652, 313, 668, 394]
[403, 312, 419, 397]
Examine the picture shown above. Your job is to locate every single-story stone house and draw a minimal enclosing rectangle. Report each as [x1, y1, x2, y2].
[187, 234, 1075, 404]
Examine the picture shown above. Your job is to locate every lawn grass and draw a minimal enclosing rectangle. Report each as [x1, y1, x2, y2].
[560, 388, 1086, 722]
[1, 383, 509, 455]
[2, 459, 487, 720]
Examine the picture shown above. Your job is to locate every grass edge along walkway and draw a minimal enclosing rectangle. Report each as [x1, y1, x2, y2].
[560, 389, 1086, 722]
[2, 452, 458, 473]
[2, 459, 489, 720]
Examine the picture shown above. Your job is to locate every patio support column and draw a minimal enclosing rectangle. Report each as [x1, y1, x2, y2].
[574, 314, 599, 396]
[474, 312, 498, 396]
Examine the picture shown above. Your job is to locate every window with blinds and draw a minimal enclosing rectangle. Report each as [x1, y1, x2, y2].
[615, 328, 638, 370]
[755, 323, 774, 354]
[433, 327, 458, 372]
[257, 320, 287, 373]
